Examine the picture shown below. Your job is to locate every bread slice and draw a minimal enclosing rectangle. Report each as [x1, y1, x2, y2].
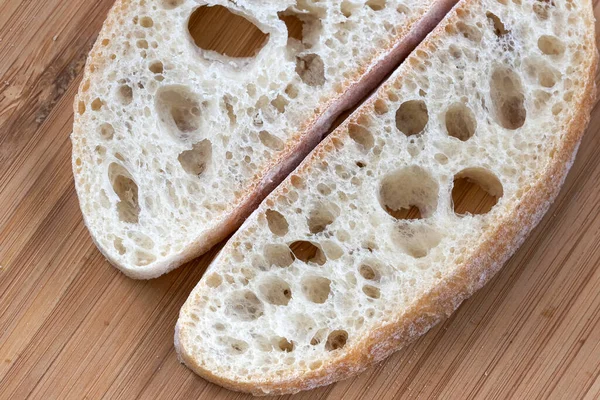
[71, 0, 458, 279]
[176, 0, 598, 394]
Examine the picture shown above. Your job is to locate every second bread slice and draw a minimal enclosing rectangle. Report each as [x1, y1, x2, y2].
[176, 0, 597, 394]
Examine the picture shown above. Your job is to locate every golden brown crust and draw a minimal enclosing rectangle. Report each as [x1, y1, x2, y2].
[175, 0, 598, 395]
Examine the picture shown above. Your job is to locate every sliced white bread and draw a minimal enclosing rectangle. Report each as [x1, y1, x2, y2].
[176, 0, 598, 394]
[71, 0, 457, 279]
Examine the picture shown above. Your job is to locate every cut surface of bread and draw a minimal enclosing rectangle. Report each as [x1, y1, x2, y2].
[72, 0, 457, 279]
[176, 0, 597, 395]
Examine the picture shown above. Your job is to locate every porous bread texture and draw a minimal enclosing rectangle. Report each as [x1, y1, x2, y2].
[176, 0, 597, 395]
[72, 0, 452, 278]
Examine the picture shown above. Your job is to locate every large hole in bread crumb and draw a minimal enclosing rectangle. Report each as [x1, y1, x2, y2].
[108, 163, 140, 224]
[348, 124, 374, 151]
[156, 85, 202, 140]
[445, 103, 477, 141]
[325, 330, 348, 351]
[117, 85, 133, 105]
[490, 66, 526, 130]
[380, 166, 439, 220]
[259, 277, 292, 306]
[302, 276, 331, 303]
[278, 8, 321, 48]
[264, 244, 294, 267]
[367, 0, 387, 11]
[486, 12, 508, 37]
[290, 241, 327, 265]
[362, 285, 381, 299]
[189, 6, 269, 58]
[205, 273, 223, 288]
[277, 337, 294, 352]
[538, 35, 565, 56]
[266, 209, 289, 236]
[259, 131, 284, 151]
[225, 290, 264, 321]
[453, 168, 503, 216]
[307, 202, 339, 234]
[396, 100, 428, 136]
[393, 224, 442, 259]
[218, 336, 249, 355]
[178, 139, 212, 176]
[296, 54, 325, 87]
[99, 123, 114, 140]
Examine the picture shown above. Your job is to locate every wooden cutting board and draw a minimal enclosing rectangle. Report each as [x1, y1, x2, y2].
[2, 1, 600, 399]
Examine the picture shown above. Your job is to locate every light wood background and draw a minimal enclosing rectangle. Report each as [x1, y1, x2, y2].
[2, 1, 600, 399]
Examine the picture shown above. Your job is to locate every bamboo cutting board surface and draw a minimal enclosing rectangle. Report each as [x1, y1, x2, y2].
[2, 1, 600, 399]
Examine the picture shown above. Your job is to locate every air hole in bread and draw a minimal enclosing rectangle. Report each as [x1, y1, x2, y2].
[149, 61, 164, 74]
[325, 330, 348, 351]
[367, 0, 386, 11]
[290, 241, 327, 265]
[307, 202, 339, 234]
[225, 290, 264, 321]
[222, 96, 237, 126]
[134, 250, 156, 266]
[265, 209, 289, 236]
[178, 139, 212, 176]
[114, 238, 126, 255]
[259, 277, 292, 306]
[140, 16, 153, 28]
[156, 85, 202, 139]
[78, 101, 86, 115]
[524, 57, 560, 89]
[490, 66, 526, 130]
[348, 124, 374, 151]
[108, 163, 140, 224]
[296, 54, 325, 87]
[285, 84, 299, 99]
[321, 241, 344, 260]
[452, 168, 503, 216]
[456, 22, 482, 42]
[205, 273, 223, 288]
[259, 131, 284, 151]
[379, 166, 439, 220]
[445, 103, 477, 141]
[317, 183, 332, 196]
[538, 35, 565, 56]
[189, 6, 268, 59]
[127, 231, 154, 250]
[359, 262, 381, 281]
[374, 99, 388, 115]
[277, 337, 294, 352]
[161, 0, 183, 9]
[393, 224, 442, 258]
[91, 98, 103, 111]
[271, 95, 288, 113]
[278, 12, 304, 42]
[310, 329, 328, 346]
[340, 1, 360, 17]
[301, 276, 331, 303]
[218, 336, 249, 355]
[486, 12, 508, 37]
[362, 285, 381, 299]
[396, 100, 428, 136]
[533, 0, 553, 20]
[99, 123, 114, 140]
[117, 85, 133, 105]
[264, 244, 294, 267]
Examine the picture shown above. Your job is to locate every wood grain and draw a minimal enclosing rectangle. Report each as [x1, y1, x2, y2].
[1, 1, 600, 399]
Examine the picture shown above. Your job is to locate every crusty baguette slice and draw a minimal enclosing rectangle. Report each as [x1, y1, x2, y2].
[71, 0, 457, 279]
[176, 0, 598, 394]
